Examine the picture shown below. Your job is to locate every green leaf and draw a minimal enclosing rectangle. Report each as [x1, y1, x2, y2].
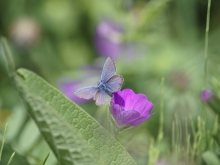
[14, 68, 136, 165]
[202, 151, 220, 165]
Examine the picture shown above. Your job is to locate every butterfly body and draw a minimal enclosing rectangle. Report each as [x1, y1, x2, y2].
[97, 81, 112, 97]
[74, 57, 123, 105]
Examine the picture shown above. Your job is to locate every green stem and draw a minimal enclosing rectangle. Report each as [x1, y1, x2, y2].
[42, 153, 50, 165]
[157, 77, 165, 143]
[0, 123, 8, 161]
[7, 152, 15, 165]
[1, 38, 15, 75]
[203, 0, 211, 88]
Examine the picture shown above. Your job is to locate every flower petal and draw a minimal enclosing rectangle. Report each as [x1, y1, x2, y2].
[132, 96, 149, 114]
[110, 104, 140, 127]
[114, 89, 145, 110]
[118, 110, 140, 127]
[110, 104, 122, 120]
[112, 92, 125, 107]
[124, 93, 146, 110]
[140, 101, 154, 116]
[129, 114, 154, 127]
[113, 89, 135, 105]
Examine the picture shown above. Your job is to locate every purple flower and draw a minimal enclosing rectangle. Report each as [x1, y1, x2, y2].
[94, 19, 123, 58]
[110, 89, 154, 128]
[201, 89, 213, 102]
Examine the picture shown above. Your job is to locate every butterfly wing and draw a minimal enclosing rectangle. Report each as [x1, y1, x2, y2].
[94, 90, 112, 106]
[101, 57, 116, 83]
[74, 86, 98, 99]
[106, 75, 124, 93]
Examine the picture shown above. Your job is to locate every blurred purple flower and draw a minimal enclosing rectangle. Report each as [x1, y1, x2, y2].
[59, 80, 90, 104]
[156, 160, 169, 165]
[110, 89, 154, 128]
[58, 65, 102, 104]
[201, 89, 213, 102]
[94, 19, 123, 58]
[170, 71, 191, 91]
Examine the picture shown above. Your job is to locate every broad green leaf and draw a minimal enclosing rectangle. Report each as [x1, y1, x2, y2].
[14, 68, 136, 165]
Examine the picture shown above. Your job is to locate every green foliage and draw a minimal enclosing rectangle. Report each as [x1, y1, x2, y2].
[170, 116, 218, 164]
[1, 0, 220, 164]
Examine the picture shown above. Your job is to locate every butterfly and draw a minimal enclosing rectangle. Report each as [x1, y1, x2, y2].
[74, 57, 124, 106]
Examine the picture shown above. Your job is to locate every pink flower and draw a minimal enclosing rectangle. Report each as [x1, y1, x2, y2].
[110, 89, 154, 128]
[201, 89, 213, 102]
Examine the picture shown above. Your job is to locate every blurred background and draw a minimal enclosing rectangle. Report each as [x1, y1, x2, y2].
[0, 0, 220, 164]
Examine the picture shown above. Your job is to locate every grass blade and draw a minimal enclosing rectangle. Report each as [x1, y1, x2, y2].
[42, 153, 50, 165]
[157, 77, 165, 143]
[7, 152, 15, 165]
[203, 0, 211, 88]
[0, 123, 8, 161]
[1, 38, 15, 75]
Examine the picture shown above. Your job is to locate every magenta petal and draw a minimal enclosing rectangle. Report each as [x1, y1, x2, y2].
[140, 101, 154, 116]
[118, 110, 140, 126]
[114, 89, 135, 105]
[129, 114, 154, 127]
[124, 94, 145, 110]
[110, 104, 140, 127]
[112, 92, 125, 107]
[115, 89, 147, 110]
[110, 104, 123, 120]
[132, 96, 149, 114]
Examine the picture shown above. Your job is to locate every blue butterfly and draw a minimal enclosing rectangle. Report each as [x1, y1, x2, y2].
[74, 57, 124, 106]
